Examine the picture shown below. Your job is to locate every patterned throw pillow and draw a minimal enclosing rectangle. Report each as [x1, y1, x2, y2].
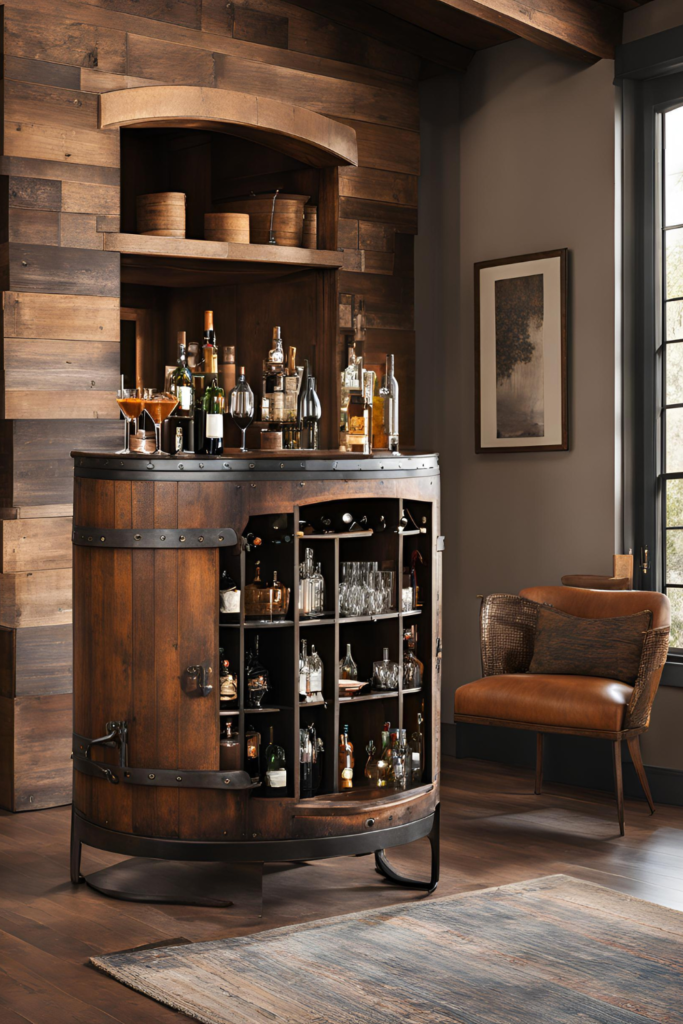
[528, 605, 652, 684]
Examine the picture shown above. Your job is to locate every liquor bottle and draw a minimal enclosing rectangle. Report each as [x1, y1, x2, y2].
[383, 353, 399, 453]
[339, 725, 354, 789]
[299, 547, 315, 615]
[246, 728, 261, 779]
[220, 719, 240, 770]
[311, 562, 326, 616]
[269, 570, 290, 620]
[308, 644, 323, 697]
[411, 712, 424, 785]
[372, 371, 389, 450]
[380, 723, 394, 785]
[192, 372, 207, 454]
[170, 332, 194, 418]
[300, 374, 322, 450]
[202, 371, 225, 455]
[269, 326, 285, 364]
[203, 310, 218, 373]
[339, 643, 357, 680]
[219, 656, 238, 708]
[299, 638, 310, 699]
[245, 562, 268, 620]
[403, 625, 424, 689]
[246, 634, 269, 708]
[284, 345, 299, 424]
[300, 726, 314, 799]
[313, 734, 325, 794]
[264, 726, 287, 790]
[218, 345, 236, 398]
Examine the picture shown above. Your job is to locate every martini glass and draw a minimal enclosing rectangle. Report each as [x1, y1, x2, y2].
[116, 388, 143, 454]
[142, 391, 179, 455]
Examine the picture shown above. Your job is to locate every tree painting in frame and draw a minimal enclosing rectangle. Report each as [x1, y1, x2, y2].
[475, 249, 568, 453]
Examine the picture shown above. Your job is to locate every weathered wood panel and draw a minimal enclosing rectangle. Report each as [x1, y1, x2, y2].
[3, 243, 120, 296]
[3, 291, 120, 340]
[3, 121, 120, 167]
[0, 517, 72, 572]
[0, 623, 73, 697]
[333, 117, 420, 175]
[0, 692, 72, 810]
[4, 391, 118, 419]
[0, 568, 72, 628]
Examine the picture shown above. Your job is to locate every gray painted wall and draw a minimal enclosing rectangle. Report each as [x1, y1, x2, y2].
[415, 36, 683, 771]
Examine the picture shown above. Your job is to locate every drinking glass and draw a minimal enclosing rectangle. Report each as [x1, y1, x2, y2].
[229, 376, 255, 452]
[116, 388, 143, 454]
[142, 391, 179, 455]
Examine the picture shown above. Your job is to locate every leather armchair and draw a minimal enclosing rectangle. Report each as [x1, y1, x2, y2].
[453, 586, 671, 834]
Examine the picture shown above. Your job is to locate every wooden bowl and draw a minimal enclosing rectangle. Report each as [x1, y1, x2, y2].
[136, 192, 186, 237]
[204, 212, 250, 244]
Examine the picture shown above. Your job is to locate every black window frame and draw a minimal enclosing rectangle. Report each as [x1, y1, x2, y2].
[618, 26, 683, 687]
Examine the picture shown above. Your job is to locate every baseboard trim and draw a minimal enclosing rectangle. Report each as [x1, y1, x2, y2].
[442, 722, 683, 807]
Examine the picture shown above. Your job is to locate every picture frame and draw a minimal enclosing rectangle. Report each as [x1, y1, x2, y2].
[474, 249, 568, 454]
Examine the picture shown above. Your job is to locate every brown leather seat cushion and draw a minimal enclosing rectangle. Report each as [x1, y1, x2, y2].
[454, 673, 634, 731]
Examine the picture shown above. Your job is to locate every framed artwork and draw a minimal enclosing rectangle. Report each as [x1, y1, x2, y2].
[474, 249, 568, 453]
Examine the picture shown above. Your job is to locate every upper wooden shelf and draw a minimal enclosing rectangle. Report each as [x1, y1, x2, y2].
[99, 86, 358, 168]
[105, 233, 343, 270]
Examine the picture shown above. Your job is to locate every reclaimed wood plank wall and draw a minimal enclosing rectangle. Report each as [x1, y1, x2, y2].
[0, 0, 420, 810]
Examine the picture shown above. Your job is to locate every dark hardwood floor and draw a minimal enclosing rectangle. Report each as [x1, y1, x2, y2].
[2, 755, 683, 1023]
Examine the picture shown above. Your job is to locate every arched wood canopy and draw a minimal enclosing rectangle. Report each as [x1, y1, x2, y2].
[99, 85, 358, 168]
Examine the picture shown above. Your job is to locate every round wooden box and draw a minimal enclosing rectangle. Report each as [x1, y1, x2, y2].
[136, 192, 186, 237]
[303, 205, 317, 249]
[204, 212, 250, 244]
[216, 193, 309, 247]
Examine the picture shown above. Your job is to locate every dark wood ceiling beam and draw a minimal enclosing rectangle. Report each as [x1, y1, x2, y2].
[413, 0, 622, 62]
[285, 0, 476, 72]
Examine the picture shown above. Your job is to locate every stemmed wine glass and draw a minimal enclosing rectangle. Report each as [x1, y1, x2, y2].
[116, 387, 143, 454]
[142, 391, 179, 455]
[229, 366, 254, 453]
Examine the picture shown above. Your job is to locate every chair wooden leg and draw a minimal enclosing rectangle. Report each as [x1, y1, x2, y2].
[535, 733, 543, 795]
[627, 736, 655, 814]
[613, 740, 625, 836]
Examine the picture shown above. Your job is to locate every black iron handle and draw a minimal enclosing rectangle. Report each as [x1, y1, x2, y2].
[186, 664, 213, 697]
[84, 720, 128, 767]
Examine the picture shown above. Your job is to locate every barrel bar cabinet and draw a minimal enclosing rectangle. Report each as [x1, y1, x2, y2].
[70, 450, 441, 904]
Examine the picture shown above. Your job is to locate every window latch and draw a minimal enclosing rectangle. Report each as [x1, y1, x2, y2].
[640, 547, 649, 576]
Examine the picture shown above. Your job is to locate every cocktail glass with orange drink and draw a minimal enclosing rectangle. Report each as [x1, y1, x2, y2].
[116, 388, 143, 454]
[142, 391, 179, 454]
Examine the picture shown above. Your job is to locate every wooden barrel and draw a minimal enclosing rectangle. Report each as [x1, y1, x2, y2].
[136, 192, 186, 237]
[303, 205, 317, 250]
[215, 193, 309, 247]
[204, 212, 250, 244]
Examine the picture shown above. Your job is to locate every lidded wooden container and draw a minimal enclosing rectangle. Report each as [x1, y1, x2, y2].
[215, 193, 309, 246]
[204, 212, 250, 244]
[136, 192, 186, 237]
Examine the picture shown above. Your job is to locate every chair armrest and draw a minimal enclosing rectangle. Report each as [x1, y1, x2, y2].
[480, 594, 539, 677]
[624, 626, 670, 730]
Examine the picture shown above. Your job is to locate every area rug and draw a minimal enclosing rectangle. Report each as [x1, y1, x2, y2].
[90, 874, 683, 1024]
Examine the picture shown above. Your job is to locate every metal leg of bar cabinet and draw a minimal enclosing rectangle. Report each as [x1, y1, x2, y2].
[69, 810, 263, 913]
[374, 803, 440, 894]
[70, 806, 84, 885]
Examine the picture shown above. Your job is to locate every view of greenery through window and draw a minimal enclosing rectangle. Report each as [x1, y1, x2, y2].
[664, 105, 683, 647]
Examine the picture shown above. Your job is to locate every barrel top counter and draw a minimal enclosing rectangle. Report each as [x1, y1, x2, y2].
[71, 449, 440, 482]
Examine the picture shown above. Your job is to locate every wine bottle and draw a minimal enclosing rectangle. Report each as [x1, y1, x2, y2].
[338, 724, 354, 789]
[203, 310, 217, 373]
[339, 643, 358, 680]
[264, 725, 287, 789]
[169, 332, 194, 419]
[300, 373, 322, 450]
[202, 371, 225, 455]
[383, 353, 399, 453]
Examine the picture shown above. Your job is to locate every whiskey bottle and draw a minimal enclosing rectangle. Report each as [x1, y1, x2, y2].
[219, 656, 238, 708]
[403, 625, 424, 689]
[338, 724, 354, 789]
[264, 726, 287, 790]
[219, 720, 240, 771]
[268, 326, 285, 364]
[300, 374, 321, 450]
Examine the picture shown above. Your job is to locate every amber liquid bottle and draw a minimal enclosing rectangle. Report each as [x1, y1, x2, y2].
[338, 724, 354, 789]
